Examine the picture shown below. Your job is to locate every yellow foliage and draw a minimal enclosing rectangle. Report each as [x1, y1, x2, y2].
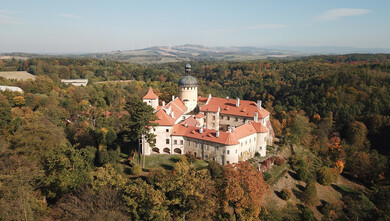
[13, 96, 25, 106]
[335, 160, 344, 174]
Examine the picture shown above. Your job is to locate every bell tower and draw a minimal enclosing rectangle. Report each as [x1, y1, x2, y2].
[178, 64, 198, 114]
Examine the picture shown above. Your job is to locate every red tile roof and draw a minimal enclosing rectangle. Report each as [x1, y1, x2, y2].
[199, 97, 270, 118]
[172, 124, 239, 145]
[180, 116, 200, 127]
[143, 87, 159, 99]
[172, 120, 268, 146]
[152, 98, 187, 126]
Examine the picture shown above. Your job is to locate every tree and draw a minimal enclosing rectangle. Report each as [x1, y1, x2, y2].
[288, 113, 313, 145]
[51, 186, 129, 221]
[0, 94, 12, 135]
[122, 179, 169, 221]
[11, 115, 67, 158]
[301, 181, 317, 206]
[346, 121, 370, 150]
[221, 161, 269, 220]
[120, 97, 156, 152]
[40, 145, 92, 201]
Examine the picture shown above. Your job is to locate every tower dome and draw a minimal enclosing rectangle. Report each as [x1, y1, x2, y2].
[178, 75, 197, 87]
[178, 63, 198, 114]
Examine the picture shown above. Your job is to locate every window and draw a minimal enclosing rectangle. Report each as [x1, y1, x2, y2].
[235, 149, 237, 154]
[227, 116, 230, 120]
[220, 116, 223, 120]
[264, 137, 266, 142]
[241, 142, 243, 146]
[174, 140, 177, 145]
[180, 140, 183, 145]
[249, 139, 251, 143]
[245, 141, 247, 145]
[212, 116, 216, 120]
[153, 139, 156, 144]
[260, 146, 262, 150]
[205, 154, 209, 159]
[187, 141, 190, 145]
[212, 123, 215, 127]
[254, 137, 256, 141]
[153, 128, 156, 132]
[166, 139, 170, 144]
[223, 150, 226, 154]
[235, 117, 238, 121]
[227, 161, 230, 164]
[166, 129, 169, 132]
[227, 150, 230, 155]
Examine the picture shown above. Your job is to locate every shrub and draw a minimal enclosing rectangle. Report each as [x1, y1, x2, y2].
[255, 152, 260, 157]
[280, 188, 292, 200]
[184, 153, 196, 164]
[263, 172, 272, 181]
[300, 206, 315, 221]
[131, 164, 142, 175]
[301, 181, 317, 206]
[275, 157, 286, 166]
[317, 166, 337, 185]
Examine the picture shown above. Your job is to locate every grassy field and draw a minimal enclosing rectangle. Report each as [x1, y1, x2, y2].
[131, 154, 209, 171]
[0, 71, 37, 81]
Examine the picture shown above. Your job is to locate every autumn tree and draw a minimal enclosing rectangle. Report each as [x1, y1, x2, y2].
[40, 145, 93, 202]
[11, 115, 67, 158]
[301, 181, 318, 206]
[288, 113, 313, 146]
[221, 161, 269, 220]
[346, 121, 370, 150]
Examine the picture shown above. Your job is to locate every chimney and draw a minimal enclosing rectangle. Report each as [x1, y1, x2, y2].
[199, 127, 203, 134]
[166, 105, 171, 115]
[162, 101, 166, 106]
[184, 123, 188, 127]
[171, 111, 175, 119]
[254, 112, 258, 122]
[172, 95, 175, 101]
[206, 94, 212, 105]
[257, 100, 262, 110]
[216, 130, 220, 138]
[232, 126, 235, 132]
[226, 96, 229, 100]
[236, 97, 240, 107]
[228, 127, 232, 133]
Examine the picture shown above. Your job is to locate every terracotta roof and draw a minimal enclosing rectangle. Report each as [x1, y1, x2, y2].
[172, 120, 268, 145]
[143, 87, 159, 100]
[199, 97, 270, 118]
[198, 96, 208, 103]
[195, 113, 204, 118]
[172, 124, 239, 145]
[180, 116, 200, 127]
[152, 98, 187, 126]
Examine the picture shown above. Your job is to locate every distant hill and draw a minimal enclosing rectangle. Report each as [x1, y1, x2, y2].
[2, 45, 390, 64]
[78, 44, 301, 64]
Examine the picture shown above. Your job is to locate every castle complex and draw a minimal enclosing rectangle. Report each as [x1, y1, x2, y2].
[142, 64, 274, 165]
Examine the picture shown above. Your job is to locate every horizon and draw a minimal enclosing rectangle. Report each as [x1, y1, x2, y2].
[1, 0, 390, 53]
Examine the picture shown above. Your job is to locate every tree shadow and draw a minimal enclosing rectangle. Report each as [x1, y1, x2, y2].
[274, 190, 284, 200]
[292, 188, 302, 200]
[160, 163, 173, 170]
[288, 170, 299, 180]
[169, 157, 180, 164]
[317, 200, 328, 213]
[331, 184, 358, 196]
[296, 184, 305, 191]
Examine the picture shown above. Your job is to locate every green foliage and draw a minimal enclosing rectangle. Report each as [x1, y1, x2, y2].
[131, 164, 142, 176]
[123, 179, 169, 221]
[342, 193, 378, 220]
[300, 206, 315, 221]
[296, 159, 310, 182]
[40, 145, 92, 201]
[11, 115, 67, 158]
[288, 113, 313, 145]
[301, 181, 317, 206]
[317, 166, 337, 185]
[208, 160, 224, 179]
[280, 188, 292, 200]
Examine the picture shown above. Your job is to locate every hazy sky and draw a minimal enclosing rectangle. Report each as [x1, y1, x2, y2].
[1, 0, 389, 53]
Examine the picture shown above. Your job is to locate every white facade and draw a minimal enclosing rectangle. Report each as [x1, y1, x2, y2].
[179, 86, 198, 114]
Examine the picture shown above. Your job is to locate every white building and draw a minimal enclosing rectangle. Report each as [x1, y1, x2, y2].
[0, 85, 24, 93]
[141, 64, 274, 165]
[61, 79, 88, 86]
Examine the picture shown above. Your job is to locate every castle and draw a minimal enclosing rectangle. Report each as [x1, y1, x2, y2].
[142, 64, 274, 165]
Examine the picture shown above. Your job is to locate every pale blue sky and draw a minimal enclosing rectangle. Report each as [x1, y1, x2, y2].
[1, 0, 389, 53]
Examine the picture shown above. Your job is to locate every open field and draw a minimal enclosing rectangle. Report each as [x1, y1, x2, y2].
[131, 154, 209, 171]
[0, 71, 37, 81]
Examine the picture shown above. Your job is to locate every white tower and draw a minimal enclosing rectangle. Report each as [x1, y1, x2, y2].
[143, 87, 159, 110]
[178, 64, 198, 114]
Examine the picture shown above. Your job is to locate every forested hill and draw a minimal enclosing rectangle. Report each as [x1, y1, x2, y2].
[1, 54, 390, 220]
[1, 54, 389, 154]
